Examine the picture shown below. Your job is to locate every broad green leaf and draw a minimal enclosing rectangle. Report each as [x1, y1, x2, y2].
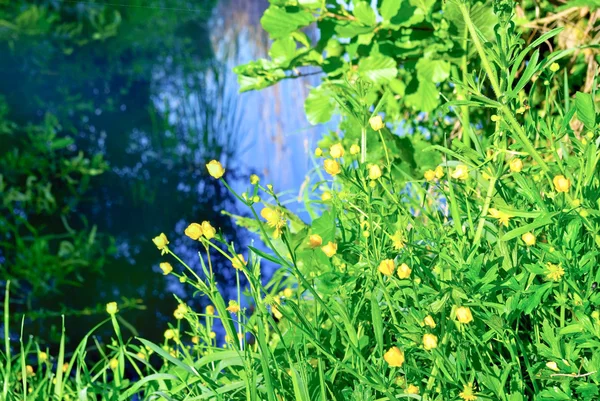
[380, 0, 401, 21]
[416, 58, 450, 83]
[405, 80, 439, 112]
[304, 85, 336, 124]
[353, 2, 376, 26]
[269, 37, 297, 65]
[576, 91, 596, 130]
[358, 54, 397, 84]
[260, 6, 314, 39]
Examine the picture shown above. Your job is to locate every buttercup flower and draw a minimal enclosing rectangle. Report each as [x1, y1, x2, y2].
[232, 254, 247, 270]
[488, 208, 511, 227]
[369, 115, 385, 131]
[368, 164, 382, 180]
[550, 62, 560, 72]
[406, 384, 419, 394]
[321, 241, 338, 258]
[184, 223, 203, 240]
[422, 333, 438, 350]
[391, 231, 405, 250]
[423, 315, 436, 328]
[424, 169, 436, 181]
[283, 288, 293, 298]
[109, 358, 118, 370]
[397, 263, 412, 279]
[206, 305, 215, 315]
[324, 159, 341, 176]
[250, 174, 260, 185]
[315, 147, 323, 157]
[553, 175, 571, 192]
[451, 165, 469, 180]
[174, 303, 187, 320]
[546, 361, 559, 371]
[152, 233, 169, 255]
[350, 144, 360, 155]
[455, 306, 473, 324]
[164, 329, 176, 340]
[159, 262, 173, 275]
[459, 383, 477, 401]
[378, 259, 395, 276]
[509, 158, 523, 173]
[383, 346, 405, 367]
[321, 191, 332, 201]
[491, 114, 501, 122]
[545, 262, 565, 281]
[39, 352, 48, 363]
[308, 234, 323, 248]
[191, 336, 199, 345]
[330, 143, 345, 158]
[26, 365, 34, 376]
[201, 221, 216, 240]
[261, 207, 286, 238]
[106, 302, 118, 315]
[522, 232, 536, 246]
[206, 160, 225, 179]
[435, 166, 444, 179]
[226, 300, 240, 314]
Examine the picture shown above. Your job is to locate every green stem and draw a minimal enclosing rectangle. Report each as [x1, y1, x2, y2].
[360, 126, 367, 164]
[473, 176, 497, 245]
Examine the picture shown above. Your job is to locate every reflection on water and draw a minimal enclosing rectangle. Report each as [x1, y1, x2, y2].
[1, 0, 327, 344]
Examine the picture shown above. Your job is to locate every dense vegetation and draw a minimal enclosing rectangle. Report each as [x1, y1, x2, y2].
[2, 0, 600, 400]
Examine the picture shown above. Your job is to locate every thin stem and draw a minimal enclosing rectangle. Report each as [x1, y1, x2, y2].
[473, 176, 497, 245]
[360, 126, 367, 164]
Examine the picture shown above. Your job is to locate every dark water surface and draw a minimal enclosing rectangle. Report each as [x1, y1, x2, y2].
[1, 0, 325, 345]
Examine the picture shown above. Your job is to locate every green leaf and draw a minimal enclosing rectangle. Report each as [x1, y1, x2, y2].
[260, 6, 314, 39]
[269, 37, 297, 65]
[499, 213, 557, 241]
[353, 2, 376, 26]
[370, 290, 383, 356]
[358, 54, 397, 84]
[380, 0, 401, 21]
[416, 58, 450, 83]
[304, 85, 336, 124]
[405, 80, 439, 112]
[311, 209, 336, 241]
[576, 92, 596, 130]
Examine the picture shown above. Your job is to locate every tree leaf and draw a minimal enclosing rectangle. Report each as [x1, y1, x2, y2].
[358, 54, 397, 84]
[405, 79, 439, 112]
[353, 2, 376, 26]
[269, 37, 297, 66]
[576, 91, 596, 131]
[304, 85, 336, 124]
[260, 6, 314, 39]
[416, 58, 450, 83]
[380, 0, 401, 21]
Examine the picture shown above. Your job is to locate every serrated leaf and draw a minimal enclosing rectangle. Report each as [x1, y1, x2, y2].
[353, 2, 376, 26]
[304, 85, 336, 124]
[576, 91, 596, 130]
[260, 6, 314, 39]
[358, 54, 397, 84]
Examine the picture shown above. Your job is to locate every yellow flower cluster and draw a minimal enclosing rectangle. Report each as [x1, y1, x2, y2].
[184, 221, 217, 241]
[261, 207, 286, 238]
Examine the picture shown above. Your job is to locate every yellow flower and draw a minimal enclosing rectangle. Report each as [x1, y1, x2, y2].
[173, 303, 187, 320]
[206, 305, 215, 315]
[435, 166, 444, 179]
[152, 233, 169, 255]
[378, 259, 395, 276]
[451, 165, 469, 180]
[422, 333, 438, 350]
[232, 254, 247, 270]
[406, 384, 419, 394]
[546, 361, 559, 371]
[309, 234, 323, 248]
[159, 262, 173, 275]
[390, 231, 405, 251]
[321, 241, 338, 258]
[136, 352, 145, 360]
[366, 165, 381, 181]
[206, 160, 225, 179]
[283, 288, 293, 298]
[261, 207, 286, 238]
[383, 346, 404, 367]
[455, 306, 473, 324]
[509, 158, 523, 173]
[424, 169, 436, 181]
[330, 143, 345, 158]
[191, 336, 199, 345]
[62, 362, 69, 373]
[106, 302, 118, 315]
[488, 208, 511, 227]
[522, 232, 536, 246]
[315, 147, 323, 157]
[321, 191, 332, 201]
[26, 365, 34, 376]
[226, 300, 240, 314]
[369, 115, 385, 131]
[109, 358, 118, 370]
[164, 329, 175, 340]
[201, 221, 216, 240]
[553, 175, 571, 192]
[491, 114, 501, 122]
[184, 223, 203, 240]
[397, 263, 412, 279]
[459, 383, 477, 401]
[250, 174, 260, 185]
[545, 262, 565, 281]
[324, 159, 341, 176]
[350, 144, 360, 155]
[423, 315, 436, 328]
[550, 62, 560, 72]
[39, 352, 48, 363]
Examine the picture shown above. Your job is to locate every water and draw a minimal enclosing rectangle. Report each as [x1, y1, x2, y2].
[0, 0, 327, 345]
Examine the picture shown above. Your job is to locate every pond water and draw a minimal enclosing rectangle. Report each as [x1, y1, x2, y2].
[1, 0, 327, 345]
